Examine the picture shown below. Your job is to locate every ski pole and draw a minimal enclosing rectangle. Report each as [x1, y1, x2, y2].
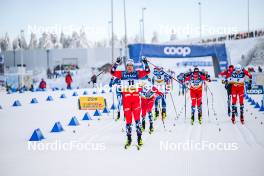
[88, 71, 105, 84]
[184, 86, 187, 123]
[146, 60, 190, 90]
[169, 92, 178, 125]
[204, 82, 217, 115]
[158, 102, 166, 130]
[205, 84, 210, 122]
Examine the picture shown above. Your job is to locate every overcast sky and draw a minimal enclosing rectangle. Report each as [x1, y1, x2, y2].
[0, 0, 264, 42]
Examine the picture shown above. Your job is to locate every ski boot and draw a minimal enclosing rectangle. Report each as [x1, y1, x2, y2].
[115, 111, 121, 121]
[191, 114, 195, 125]
[198, 113, 202, 125]
[161, 108, 166, 121]
[240, 115, 244, 125]
[198, 106, 202, 124]
[148, 112, 154, 134]
[227, 95, 231, 116]
[137, 135, 143, 150]
[191, 106, 195, 125]
[240, 105, 244, 125]
[124, 124, 132, 149]
[231, 114, 236, 124]
[154, 109, 159, 121]
[135, 120, 143, 149]
[231, 105, 236, 124]
[142, 118, 146, 132]
[228, 107, 231, 117]
[149, 122, 154, 134]
[124, 135, 132, 149]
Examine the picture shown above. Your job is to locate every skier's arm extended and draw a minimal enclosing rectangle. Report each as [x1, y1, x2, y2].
[138, 57, 150, 78]
[111, 58, 123, 79]
[152, 86, 163, 96]
[109, 77, 115, 87]
[219, 70, 228, 77]
[201, 74, 211, 82]
[243, 69, 252, 79]
[243, 69, 253, 89]
[184, 75, 191, 82]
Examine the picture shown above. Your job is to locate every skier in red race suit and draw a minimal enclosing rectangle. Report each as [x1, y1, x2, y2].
[226, 64, 252, 124]
[219, 65, 234, 116]
[111, 57, 150, 148]
[140, 78, 163, 133]
[184, 67, 211, 125]
[65, 72, 73, 89]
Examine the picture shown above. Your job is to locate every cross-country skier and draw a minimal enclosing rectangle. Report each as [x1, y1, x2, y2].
[184, 67, 211, 125]
[177, 72, 186, 95]
[219, 65, 234, 116]
[109, 76, 122, 121]
[140, 77, 163, 134]
[152, 67, 171, 121]
[226, 64, 252, 124]
[111, 57, 150, 149]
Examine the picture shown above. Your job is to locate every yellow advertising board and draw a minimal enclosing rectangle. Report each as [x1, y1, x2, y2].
[79, 96, 105, 110]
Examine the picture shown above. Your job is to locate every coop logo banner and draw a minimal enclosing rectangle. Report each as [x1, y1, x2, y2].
[164, 46, 191, 56]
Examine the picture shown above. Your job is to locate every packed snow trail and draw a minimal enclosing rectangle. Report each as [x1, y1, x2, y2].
[0, 79, 264, 176]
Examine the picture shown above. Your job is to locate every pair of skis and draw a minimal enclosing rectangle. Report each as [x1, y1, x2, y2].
[125, 143, 142, 150]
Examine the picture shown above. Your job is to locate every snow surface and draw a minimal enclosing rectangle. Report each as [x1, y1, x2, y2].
[1, 59, 264, 176]
[225, 36, 264, 65]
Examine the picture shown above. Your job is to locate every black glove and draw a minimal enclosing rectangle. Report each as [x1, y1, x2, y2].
[141, 57, 148, 63]
[247, 83, 252, 90]
[115, 57, 122, 64]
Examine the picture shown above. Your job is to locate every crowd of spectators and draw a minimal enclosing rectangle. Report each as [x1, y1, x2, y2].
[47, 64, 79, 79]
[201, 29, 264, 44]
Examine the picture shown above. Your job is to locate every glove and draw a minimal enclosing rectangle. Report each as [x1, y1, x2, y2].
[141, 57, 148, 63]
[115, 57, 122, 64]
[247, 83, 252, 90]
[159, 94, 165, 99]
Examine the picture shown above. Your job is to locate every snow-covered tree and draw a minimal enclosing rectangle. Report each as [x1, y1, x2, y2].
[133, 35, 140, 43]
[109, 34, 119, 47]
[50, 33, 62, 49]
[28, 32, 38, 49]
[12, 37, 19, 50]
[0, 33, 11, 51]
[79, 28, 90, 48]
[18, 30, 28, 49]
[69, 31, 80, 48]
[38, 32, 53, 49]
[151, 31, 159, 43]
[170, 30, 177, 41]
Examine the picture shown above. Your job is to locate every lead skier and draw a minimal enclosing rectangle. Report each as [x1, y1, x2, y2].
[184, 67, 211, 125]
[111, 57, 150, 149]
